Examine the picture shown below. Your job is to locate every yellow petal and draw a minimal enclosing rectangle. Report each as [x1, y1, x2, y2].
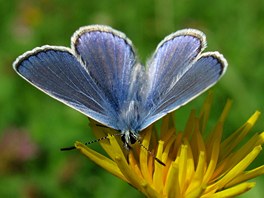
[178, 145, 188, 193]
[218, 99, 232, 123]
[199, 91, 213, 132]
[186, 152, 206, 195]
[210, 145, 262, 190]
[214, 132, 264, 179]
[164, 159, 181, 198]
[75, 141, 127, 181]
[226, 165, 264, 187]
[139, 127, 153, 183]
[186, 185, 206, 198]
[220, 111, 260, 160]
[105, 134, 158, 197]
[207, 182, 255, 198]
[203, 123, 222, 183]
[152, 140, 165, 193]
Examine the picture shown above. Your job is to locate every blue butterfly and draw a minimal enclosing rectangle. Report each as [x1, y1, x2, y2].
[13, 25, 227, 149]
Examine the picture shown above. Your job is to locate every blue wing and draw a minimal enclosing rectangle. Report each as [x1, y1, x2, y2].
[137, 29, 227, 131]
[13, 25, 142, 130]
[13, 26, 227, 133]
[72, 25, 144, 130]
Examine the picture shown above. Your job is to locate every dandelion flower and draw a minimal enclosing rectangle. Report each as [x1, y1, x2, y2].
[75, 94, 264, 198]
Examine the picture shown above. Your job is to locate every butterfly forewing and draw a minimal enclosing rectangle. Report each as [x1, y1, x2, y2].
[144, 30, 206, 104]
[73, 26, 143, 110]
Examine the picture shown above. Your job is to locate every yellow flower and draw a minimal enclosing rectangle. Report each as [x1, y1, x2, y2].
[75, 93, 264, 198]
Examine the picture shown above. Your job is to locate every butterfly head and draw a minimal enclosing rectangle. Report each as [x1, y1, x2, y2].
[121, 130, 138, 150]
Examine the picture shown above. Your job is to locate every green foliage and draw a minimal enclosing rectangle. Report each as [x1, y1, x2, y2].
[0, 0, 263, 197]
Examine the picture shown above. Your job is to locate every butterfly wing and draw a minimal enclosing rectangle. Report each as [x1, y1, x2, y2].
[72, 25, 144, 130]
[138, 29, 227, 130]
[13, 25, 141, 130]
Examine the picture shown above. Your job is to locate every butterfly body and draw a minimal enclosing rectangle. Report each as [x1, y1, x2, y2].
[13, 25, 227, 147]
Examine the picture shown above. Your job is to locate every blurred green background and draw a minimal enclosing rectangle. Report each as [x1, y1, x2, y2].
[0, 0, 264, 197]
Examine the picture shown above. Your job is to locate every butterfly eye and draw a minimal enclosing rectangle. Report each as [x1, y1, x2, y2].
[129, 133, 137, 144]
[121, 134, 126, 144]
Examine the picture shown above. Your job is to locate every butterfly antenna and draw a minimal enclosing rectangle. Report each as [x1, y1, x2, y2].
[61, 124, 113, 151]
[60, 135, 110, 151]
[136, 139, 165, 166]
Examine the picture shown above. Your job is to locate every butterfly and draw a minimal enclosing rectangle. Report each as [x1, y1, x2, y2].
[13, 25, 227, 149]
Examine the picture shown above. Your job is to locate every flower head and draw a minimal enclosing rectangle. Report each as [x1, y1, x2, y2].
[75, 94, 264, 198]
